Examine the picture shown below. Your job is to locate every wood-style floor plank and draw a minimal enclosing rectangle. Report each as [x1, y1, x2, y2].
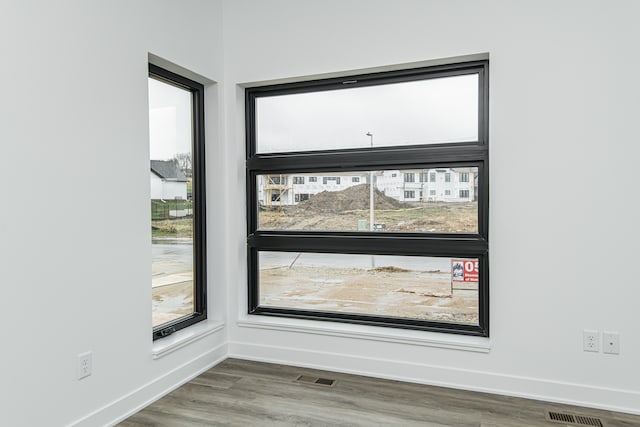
[119, 358, 640, 427]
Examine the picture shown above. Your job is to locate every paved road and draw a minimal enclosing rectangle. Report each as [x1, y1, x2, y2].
[152, 239, 192, 264]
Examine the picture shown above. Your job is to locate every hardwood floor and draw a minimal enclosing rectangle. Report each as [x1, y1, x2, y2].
[120, 359, 640, 426]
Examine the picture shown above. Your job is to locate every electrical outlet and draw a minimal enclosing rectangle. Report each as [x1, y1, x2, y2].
[603, 332, 620, 355]
[77, 351, 92, 380]
[583, 330, 599, 352]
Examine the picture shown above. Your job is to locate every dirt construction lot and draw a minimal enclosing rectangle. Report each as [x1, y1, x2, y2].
[257, 185, 479, 324]
[150, 185, 479, 326]
[260, 265, 478, 324]
[259, 184, 477, 233]
[150, 258, 479, 327]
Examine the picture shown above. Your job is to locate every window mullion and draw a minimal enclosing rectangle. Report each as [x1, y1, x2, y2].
[248, 145, 487, 172]
[248, 233, 487, 258]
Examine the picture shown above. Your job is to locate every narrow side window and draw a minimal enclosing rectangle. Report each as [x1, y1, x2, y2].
[149, 64, 206, 339]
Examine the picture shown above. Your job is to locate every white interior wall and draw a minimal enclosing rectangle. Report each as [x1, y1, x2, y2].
[0, 1, 226, 426]
[222, 0, 640, 414]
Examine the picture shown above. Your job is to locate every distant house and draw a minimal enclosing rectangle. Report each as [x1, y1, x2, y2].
[258, 172, 368, 206]
[257, 167, 476, 206]
[150, 160, 188, 200]
[380, 167, 476, 203]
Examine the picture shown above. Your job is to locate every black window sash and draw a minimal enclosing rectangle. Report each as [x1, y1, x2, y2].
[245, 60, 489, 337]
[149, 64, 207, 340]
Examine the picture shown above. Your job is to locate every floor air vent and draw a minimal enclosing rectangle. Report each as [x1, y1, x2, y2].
[296, 375, 336, 387]
[546, 411, 604, 426]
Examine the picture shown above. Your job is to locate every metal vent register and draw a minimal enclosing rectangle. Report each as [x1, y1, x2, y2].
[546, 411, 604, 427]
[296, 375, 337, 387]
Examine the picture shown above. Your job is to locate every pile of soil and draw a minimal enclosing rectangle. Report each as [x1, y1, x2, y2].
[296, 184, 408, 213]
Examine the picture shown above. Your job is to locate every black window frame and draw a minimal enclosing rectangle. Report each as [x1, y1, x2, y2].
[404, 190, 415, 199]
[245, 60, 489, 337]
[404, 172, 415, 183]
[149, 64, 207, 340]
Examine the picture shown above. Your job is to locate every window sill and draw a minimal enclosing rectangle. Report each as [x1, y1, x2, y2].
[237, 317, 490, 353]
[152, 321, 225, 359]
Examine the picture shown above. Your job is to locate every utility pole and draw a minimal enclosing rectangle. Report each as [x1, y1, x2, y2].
[366, 132, 374, 232]
[366, 132, 375, 269]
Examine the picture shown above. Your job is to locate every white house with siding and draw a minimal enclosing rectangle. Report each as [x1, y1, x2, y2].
[150, 160, 188, 200]
[258, 172, 368, 206]
[378, 167, 476, 202]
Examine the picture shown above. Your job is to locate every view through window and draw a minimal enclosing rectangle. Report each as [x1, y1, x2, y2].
[149, 65, 206, 338]
[257, 167, 478, 233]
[246, 60, 488, 336]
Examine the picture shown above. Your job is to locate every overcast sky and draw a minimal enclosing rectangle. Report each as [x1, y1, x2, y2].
[256, 74, 478, 154]
[148, 77, 192, 161]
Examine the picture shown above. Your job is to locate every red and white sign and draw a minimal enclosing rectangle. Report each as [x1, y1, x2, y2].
[451, 259, 479, 282]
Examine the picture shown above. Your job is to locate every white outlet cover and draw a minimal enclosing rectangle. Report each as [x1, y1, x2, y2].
[603, 331, 620, 355]
[583, 330, 599, 352]
[77, 351, 92, 380]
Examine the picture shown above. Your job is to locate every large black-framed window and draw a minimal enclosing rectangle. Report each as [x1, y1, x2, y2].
[246, 60, 489, 337]
[149, 64, 207, 340]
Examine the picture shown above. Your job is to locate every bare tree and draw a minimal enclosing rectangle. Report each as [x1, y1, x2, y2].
[171, 152, 192, 177]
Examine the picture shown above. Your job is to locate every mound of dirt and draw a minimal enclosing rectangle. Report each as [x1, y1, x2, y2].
[297, 184, 408, 213]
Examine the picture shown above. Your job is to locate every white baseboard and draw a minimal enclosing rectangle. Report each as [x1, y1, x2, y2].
[71, 342, 228, 427]
[228, 341, 640, 416]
